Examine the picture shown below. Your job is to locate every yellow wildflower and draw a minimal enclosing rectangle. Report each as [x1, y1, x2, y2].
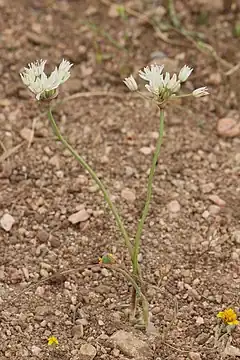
[98, 253, 116, 264]
[48, 336, 59, 346]
[217, 308, 239, 326]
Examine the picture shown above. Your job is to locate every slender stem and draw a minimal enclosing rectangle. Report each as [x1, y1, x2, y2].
[133, 109, 164, 273]
[103, 264, 149, 327]
[47, 107, 133, 258]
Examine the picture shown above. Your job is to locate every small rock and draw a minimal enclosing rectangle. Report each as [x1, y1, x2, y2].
[167, 200, 180, 213]
[185, 285, 201, 300]
[189, 351, 201, 360]
[231, 251, 239, 260]
[68, 209, 90, 224]
[49, 155, 60, 168]
[208, 205, 220, 215]
[201, 182, 215, 194]
[79, 343, 97, 360]
[76, 318, 88, 326]
[121, 188, 136, 202]
[140, 147, 152, 155]
[0, 213, 15, 232]
[232, 231, 240, 244]
[37, 229, 49, 243]
[95, 284, 109, 294]
[196, 332, 209, 345]
[208, 72, 221, 85]
[196, 316, 204, 326]
[40, 268, 48, 277]
[72, 324, 84, 338]
[202, 210, 210, 219]
[217, 117, 240, 138]
[152, 306, 161, 315]
[110, 330, 152, 359]
[49, 235, 59, 248]
[208, 194, 226, 207]
[20, 127, 34, 142]
[224, 345, 240, 357]
[31, 345, 41, 356]
[27, 31, 51, 46]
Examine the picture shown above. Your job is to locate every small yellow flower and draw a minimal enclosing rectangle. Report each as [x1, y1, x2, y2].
[98, 253, 116, 264]
[48, 336, 59, 346]
[217, 308, 239, 325]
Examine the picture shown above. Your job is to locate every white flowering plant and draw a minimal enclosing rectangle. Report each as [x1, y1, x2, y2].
[20, 59, 208, 331]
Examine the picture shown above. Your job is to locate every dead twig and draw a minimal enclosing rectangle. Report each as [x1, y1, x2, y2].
[27, 117, 38, 148]
[225, 62, 240, 76]
[0, 143, 24, 163]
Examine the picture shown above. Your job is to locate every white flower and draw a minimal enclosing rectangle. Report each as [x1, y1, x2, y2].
[138, 64, 182, 101]
[192, 87, 209, 97]
[178, 65, 193, 82]
[139, 64, 164, 90]
[20, 59, 73, 100]
[123, 75, 138, 91]
[166, 73, 179, 91]
[124, 63, 208, 105]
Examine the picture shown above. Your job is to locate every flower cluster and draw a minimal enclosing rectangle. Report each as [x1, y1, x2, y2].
[48, 336, 59, 346]
[217, 308, 239, 326]
[123, 64, 209, 105]
[20, 59, 73, 100]
[99, 253, 116, 264]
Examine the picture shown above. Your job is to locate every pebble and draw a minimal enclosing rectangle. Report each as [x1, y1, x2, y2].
[49, 155, 60, 168]
[208, 194, 226, 207]
[68, 209, 90, 224]
[189, 351, 201, 360]
[201, 182, 215, 194]
[231, 251, 239, 260]
[196, 332, 209, 345]
[202, 210, 210, 219]
[95, 284, 109, 294]
[49, 235, 59, 248]
[185, 284, 201, 300]
[217, 117, 240, 137]
[31, 345, 41, 356]
[167, 200, 181, 213]
[40, 268, 48, 277]
[121, 188, 136, 202]
[152, 306, 161, 315]
[20, 127, 34, 142]
[79, 343, 97, 359]
[208, 205, 221, 215]
[208, 72, 221, 85]
[232, 230, 240, 244]
[196, 316, 204, 326]
[110, 330, 151, 359]
[101, 268, 109, 277]
[76, 318, 88, 326]
[0, 213, 15, 232]
[72, 324, 84, 338]
[140, 147, 152, 155]
[37, 229, 49, 243]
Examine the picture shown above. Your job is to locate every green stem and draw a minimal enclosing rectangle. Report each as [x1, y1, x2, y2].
[168, 0, 181, 29]
[47, 107, 133, 258]
[133, 109, 164, 274]
[103, 264, 149, 327]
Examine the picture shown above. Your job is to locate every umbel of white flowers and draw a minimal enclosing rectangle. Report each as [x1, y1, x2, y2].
[123, 64, 209, 105]
[20, 59, 73, 100]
